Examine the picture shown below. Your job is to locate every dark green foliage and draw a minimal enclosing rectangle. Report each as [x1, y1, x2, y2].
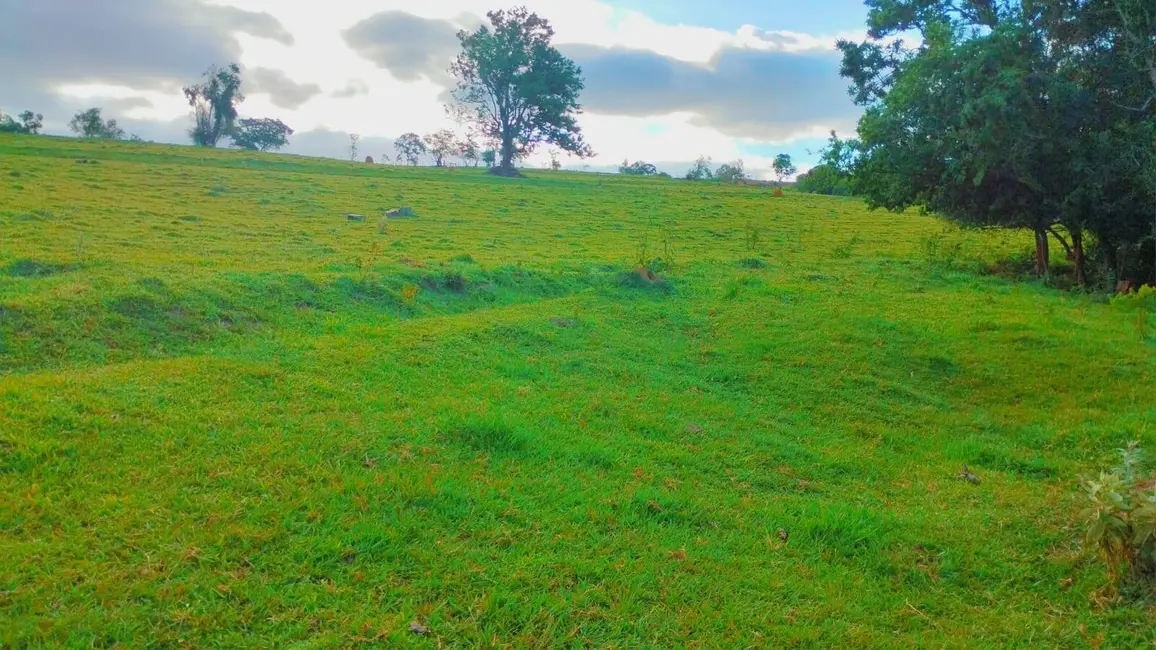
[231, 118, 293, 151]
[7, 259, 71, 278]
[184, 63, 244, 147]
[772, 154, 797, 185]
[838, 0, 1156, 285]
[797, 164, 853, 196]
[619, 160, 659, 176]
[68, 108, 125, 139]
[449, 8, 593, 173]
[394, 132, 425, 166]
[0, 110, 43, 135]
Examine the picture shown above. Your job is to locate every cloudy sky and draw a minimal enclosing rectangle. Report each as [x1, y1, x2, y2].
[0, 0, 869, 178]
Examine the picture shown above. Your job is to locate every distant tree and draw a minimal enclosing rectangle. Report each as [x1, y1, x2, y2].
[380, 153, 392, 164]
[619, 160, 659, 176]
[349, 133, 361, 161]
[184, 63, 244, 147]
[685, 155, 714, 180]
[481, 149, 497, 167]
[230, 118, 293, 151]
[772, 154, 797, 186]
[458, 135, 481, 167]
[716, 160, 747, 183]
[17, 111, 43, 135]
[423, 129, 458, 167]
[548, 149, 562, 171]
[394, 132, 426, 166]
[68, 108, 125, 139]
[0, 113, 19, 133]
[449, 8, 593, 175]
[796, 164, 853, 196]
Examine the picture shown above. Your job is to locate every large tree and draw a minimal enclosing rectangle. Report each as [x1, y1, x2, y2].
[838, 0, 1154, 284]
[448, 7, 593, 175]
[230, 118, 293, 151]
[184, 64, 244, 147]
[394, 132, 426, 166]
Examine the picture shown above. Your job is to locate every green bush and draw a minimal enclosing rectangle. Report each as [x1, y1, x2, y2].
[796, 164, 853, 196]
[1111, 284, 1155, 341]
[1081, 441, 1156, 595]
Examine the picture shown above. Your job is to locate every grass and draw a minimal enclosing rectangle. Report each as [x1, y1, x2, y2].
[1, 133, 1154, 647]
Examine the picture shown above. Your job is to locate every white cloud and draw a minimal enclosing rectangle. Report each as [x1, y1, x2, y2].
[40, 0, 859, 169]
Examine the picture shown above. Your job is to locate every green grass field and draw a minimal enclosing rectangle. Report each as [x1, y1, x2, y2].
[1, 134, 1153, 647]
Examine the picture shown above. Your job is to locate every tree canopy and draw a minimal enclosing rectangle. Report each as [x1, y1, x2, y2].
[619, 160, 659, 176]
[716, 160, 747, 183]
[230, 118, 293, 152]
[449, 7, 593, 175]
[423, 129, 458, 167]
[184, 64, 244, 147]
[838, 0, 1155, 285]
[68, 108, 125, 140]
[0, 110, 43, 135]
[772, 154, 797, 185]
[394, 133, 426, 166]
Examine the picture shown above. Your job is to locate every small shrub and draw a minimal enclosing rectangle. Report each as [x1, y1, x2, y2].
[743, 222, 761, 253]
[400, 284, 419, 304]
[1081, 441, 1156, 595]
[739, 258, 767, 270]
[922, 229, 964, 268]
[1111, 285, 1155, 341]
[442, 271, 467, 292]
[8, 259, 69, 278]
[772, 187, 784, 198]
[833, 235, 862, 259]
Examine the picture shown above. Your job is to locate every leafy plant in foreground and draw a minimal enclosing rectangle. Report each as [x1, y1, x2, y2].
[1082, 441, 1156, 595]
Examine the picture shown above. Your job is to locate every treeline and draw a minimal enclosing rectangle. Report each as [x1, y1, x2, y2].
[806, 0, 1155, 287]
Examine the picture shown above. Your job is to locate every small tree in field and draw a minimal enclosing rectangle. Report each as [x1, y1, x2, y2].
[716, 160, 747, 183]
[459, 135, 481, 167]
[349, 133, 361, 161]
[773, 154, 797, 186]
[423, 129, 458, 167]
[184, 64, 244, 147]
[69, 108, 125, 139]
[1, 110, 43, 134]
[231, 118, 293, 151]
[394, 132, 426, 166]
[449, 7, 593, 175]
[620, 160, 659, 176]
[685, 155, 714, 180]
[482, 149, 497, 168]
[17, 111, 43, 134]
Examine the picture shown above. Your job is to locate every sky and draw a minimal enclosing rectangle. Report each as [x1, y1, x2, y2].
[0, 0, 870, 178]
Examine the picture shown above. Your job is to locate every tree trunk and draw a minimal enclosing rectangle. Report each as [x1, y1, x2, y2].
[499, 132, 515, 174]
[1102, 235, 1120, 286]
[1071, 227, 1087, 286]
[1033, 228, 1051, 278]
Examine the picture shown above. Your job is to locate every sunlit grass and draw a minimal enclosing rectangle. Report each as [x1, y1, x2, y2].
[1, 134, 1153, 647]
